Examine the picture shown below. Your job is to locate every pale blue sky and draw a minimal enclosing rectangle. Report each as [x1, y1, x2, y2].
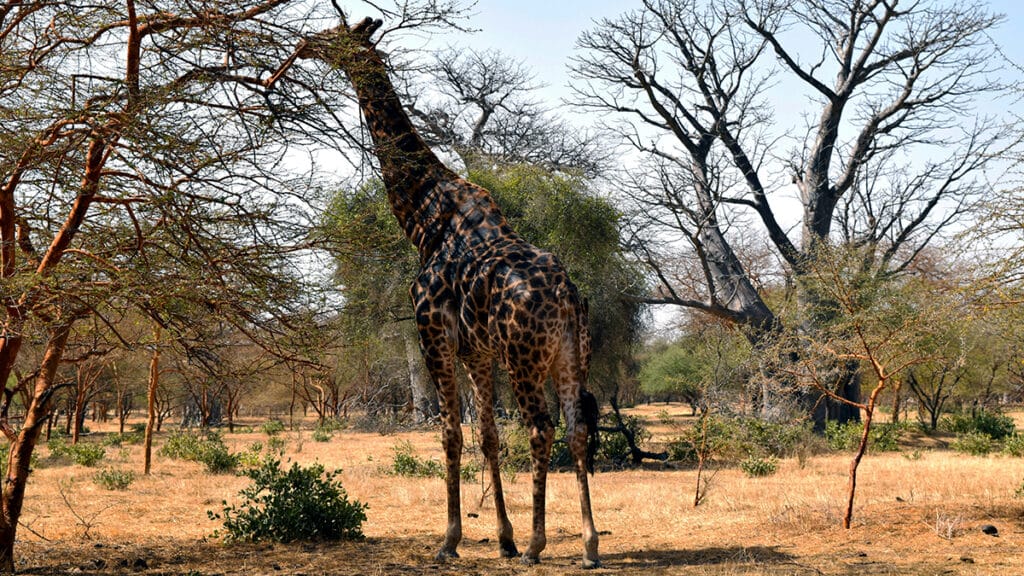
[444, 0, 1024, 112]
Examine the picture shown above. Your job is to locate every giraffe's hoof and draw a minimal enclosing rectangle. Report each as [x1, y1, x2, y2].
[434, 548, 459, 562]
[582, 557, 602, 569]
[499, 540, 519, 558]
[520, 554, 540, 566]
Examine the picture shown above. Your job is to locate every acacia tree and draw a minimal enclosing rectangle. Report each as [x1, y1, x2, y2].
[571, 0, 1008, 426]
[779, 244, 966, 528]
[0, 0, 398, 567]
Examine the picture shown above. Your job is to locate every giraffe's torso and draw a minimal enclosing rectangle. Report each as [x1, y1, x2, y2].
[409, 178, 587, 376]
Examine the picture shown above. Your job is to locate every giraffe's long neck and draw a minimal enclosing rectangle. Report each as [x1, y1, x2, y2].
[341, 47, 460, 256]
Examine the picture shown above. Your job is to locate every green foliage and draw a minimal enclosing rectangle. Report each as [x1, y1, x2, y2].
[951, 431, 995, 456]
[260, 420, 286, 437]
[499, 422, 533, 477]
[666, 414, 736, 464]
[102, 432, 144, 447]
[1002, 434, 1024, 457]
[735, 418, 816, 458]
[740, 455, 778, 477]
[266, 436, 288, 456]
[825, 420, 902, 453]
[47, 439, 106, 467]
[210, 458, 367, 543]
[311, 427, 333, 443]
[385, 441, 444, 478]
[638, 344, 703, 401]
[460, 459, 482, 482]
[93, 467, 135, 490]
[158, 430, 238, 474]
[941, 411, 1015, 441]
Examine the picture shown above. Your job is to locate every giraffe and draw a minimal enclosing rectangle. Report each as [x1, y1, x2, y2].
[297, 15, 601, 569]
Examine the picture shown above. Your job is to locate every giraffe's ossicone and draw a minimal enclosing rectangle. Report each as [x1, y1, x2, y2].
[298, 15, 602, 569]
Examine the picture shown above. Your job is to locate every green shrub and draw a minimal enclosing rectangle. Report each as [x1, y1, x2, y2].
[460, 459, 482, 482]
[158, 430, 205, 461]
[267, 436, 288, 456]
[158, 430, 238, 473]
[942, 411, 1015, 440]
[499, 423, 533, 478]
[736, 418, 812, 458]
[260, 420, 286, 437]
[386, 441, 444, 478]
[210, 458, 367, 543]
[199, 442, 240, 474]
[666, 436, 698, 463]
[951, 431, 995, 456]
[93, 467, 135, 490]
[311, 427, 333, 443]
[825, 420, 902, 453]
[316, 419, 347, 433]
[103, 432, 144, 447]
[740, 455, 778, 477]
[130, 423, 148, 434]
[1003, 433, 1024, 457]
[666, 415, 738, 465]
[48, 438, 105, 467]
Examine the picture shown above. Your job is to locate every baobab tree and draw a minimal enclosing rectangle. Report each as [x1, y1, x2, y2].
[571, 0, 1008, 425]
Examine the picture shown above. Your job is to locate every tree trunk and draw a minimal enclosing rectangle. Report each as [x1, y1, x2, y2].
[144, 326, 160, 476]
[0, 323, 72, 573]
[71, 392, 85, 444]
[843, 382, 885, 529]
[404, 326, 437, 423]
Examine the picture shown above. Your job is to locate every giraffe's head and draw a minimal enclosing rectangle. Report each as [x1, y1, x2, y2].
[296, 16, 383, 66]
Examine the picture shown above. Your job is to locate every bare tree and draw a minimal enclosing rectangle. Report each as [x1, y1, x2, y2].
[405, 47, 611, 176]
[571, 0, 1008, 425]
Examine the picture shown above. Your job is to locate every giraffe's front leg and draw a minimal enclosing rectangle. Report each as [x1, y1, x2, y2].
[436, 392, 463, 561]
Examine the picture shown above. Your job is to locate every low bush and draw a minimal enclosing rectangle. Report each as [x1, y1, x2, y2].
[598, 414, 651, 464]
[951, 431, 995, 456]
[825, 420, 902, 453]
[1003, 433, 1024, 457]
[736, 418, 813, 459]
[93, 467, 135, 490]
[158, 430, 238, 474]
[740, 455, 778, 477]
[311, 427, 333, 443]
[666, 415, 738, 465]
[942, 411, 1015, 441]
[210, 458, 367, 543]
[260, 420, 286, 437]
[102, 432, 144, 447]
[47, 438, 106, 467]
[267, 436, 288, 456]
[385, 440, 444, 478]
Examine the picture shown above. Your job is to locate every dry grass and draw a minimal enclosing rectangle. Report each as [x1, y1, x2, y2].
[11, 407, 1024, 575]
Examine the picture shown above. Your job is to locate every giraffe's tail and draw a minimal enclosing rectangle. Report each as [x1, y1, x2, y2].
[580, 388, 600, 475]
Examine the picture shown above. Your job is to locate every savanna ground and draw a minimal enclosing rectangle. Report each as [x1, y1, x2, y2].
[11, 404, 1024, 575]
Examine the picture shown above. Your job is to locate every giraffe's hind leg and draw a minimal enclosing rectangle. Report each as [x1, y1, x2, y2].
[464, 357, 518, 558]
[551, 352, 601, 568]
[507, 367, 553, 565]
